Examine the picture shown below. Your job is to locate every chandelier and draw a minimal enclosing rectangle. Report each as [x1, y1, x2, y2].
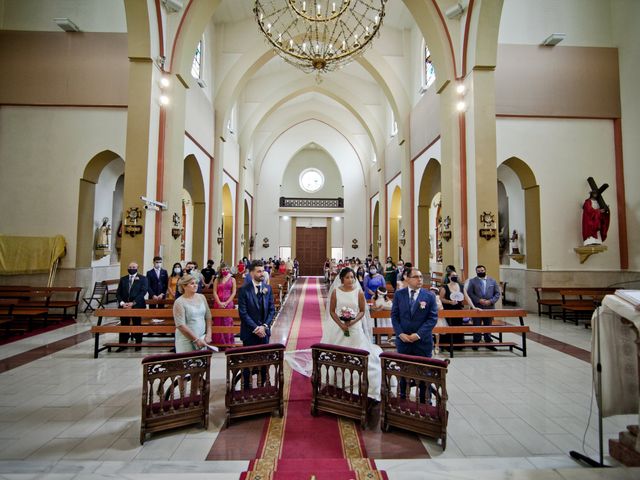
[254, 0, 387, 74]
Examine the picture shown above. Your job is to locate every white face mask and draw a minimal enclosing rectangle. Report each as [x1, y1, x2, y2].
[155, 263, 162, 268]
[174, 267, 181, 274]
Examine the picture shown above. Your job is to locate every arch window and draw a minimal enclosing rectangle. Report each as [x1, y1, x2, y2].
[420, 39, 436, 92]
[191, 39, 203, 80]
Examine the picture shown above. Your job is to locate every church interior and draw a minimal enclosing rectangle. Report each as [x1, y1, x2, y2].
[0, 0, 639, 478]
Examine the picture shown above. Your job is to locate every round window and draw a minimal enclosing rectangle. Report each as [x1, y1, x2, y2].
[299, 168, 324, 193]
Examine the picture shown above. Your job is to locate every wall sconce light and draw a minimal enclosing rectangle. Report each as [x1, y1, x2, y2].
[377, 235, 382, 248]
[399, 229, 406, 246]
[240, 233, 245, 247]
[217, 226, 224, 245]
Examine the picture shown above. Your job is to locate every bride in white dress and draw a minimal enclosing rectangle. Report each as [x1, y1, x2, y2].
[325, 268, 383, 401]
[287, 267, 382, 401]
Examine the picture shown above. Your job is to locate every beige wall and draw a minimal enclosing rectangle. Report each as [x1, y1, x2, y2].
[0, 31, 128, 106]
[0, 106, 127, 269]
[281, 149, 342, 199]
[495, 44, 620, 119]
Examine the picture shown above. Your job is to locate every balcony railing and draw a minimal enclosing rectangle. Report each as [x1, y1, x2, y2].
[279, 197, 344, 208]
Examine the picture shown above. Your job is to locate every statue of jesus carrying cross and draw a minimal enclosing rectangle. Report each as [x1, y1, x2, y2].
[582, 177, 610, 246]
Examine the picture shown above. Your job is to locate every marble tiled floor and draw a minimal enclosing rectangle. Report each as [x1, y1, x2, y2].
[0, 285, 636, 478]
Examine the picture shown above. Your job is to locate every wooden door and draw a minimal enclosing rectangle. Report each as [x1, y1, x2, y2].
[296, 227, 327, 276]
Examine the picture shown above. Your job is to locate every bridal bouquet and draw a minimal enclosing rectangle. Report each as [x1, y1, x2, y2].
[339, 306, 356, 337]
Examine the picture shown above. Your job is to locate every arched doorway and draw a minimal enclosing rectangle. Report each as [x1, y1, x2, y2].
[417, 159, 441, 274]
[498, 157, 542, 269]
[184, 155, 206, 265]
[243, 199, 250, 259]
[76, 150, 124, 268]
[389, 186, 402, 262]
[222, 183, 234, 264]
[372, 201, 380, 259]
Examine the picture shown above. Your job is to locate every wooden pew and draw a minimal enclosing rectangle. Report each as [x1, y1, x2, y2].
[371, 309, 530, 357]
[534, 287, 616, 319]
[0, 286, 83, 320]
[103, 279, 119, 304]
[91, 308, 241, 358]
[559, 288, 615, 327]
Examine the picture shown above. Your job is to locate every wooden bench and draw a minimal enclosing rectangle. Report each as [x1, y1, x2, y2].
[140, 350, 212, 444]
[534, 287, 616, 319]
[372, 309, 530, 357]
[310, 343, 370, 428]
[103, 279, 119, 304]
[91, 308, 241, 358]
[380, 352, 449, 449]
[559, 289, 615, 327]
[224, 343, 285, 427]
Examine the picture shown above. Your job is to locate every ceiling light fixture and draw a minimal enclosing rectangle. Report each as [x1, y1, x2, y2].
[53, 18, 80, 32]
[254, 0, 387, 75]
[541, 33, 566, 46]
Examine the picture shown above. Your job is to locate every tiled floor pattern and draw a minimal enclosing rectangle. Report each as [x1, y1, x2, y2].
[0, 281, 636, 477]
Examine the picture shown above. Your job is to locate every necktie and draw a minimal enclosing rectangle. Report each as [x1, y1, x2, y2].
[129, 276, 135, 294]
[257, 287, 264, 314]
[482, 279, 486, 296]
[410, 289, 416, 306]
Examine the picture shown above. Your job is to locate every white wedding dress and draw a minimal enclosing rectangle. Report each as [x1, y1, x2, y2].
[286, 277, 382, 401]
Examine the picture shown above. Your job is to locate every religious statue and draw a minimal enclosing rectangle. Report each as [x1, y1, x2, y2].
[94, 217, 111, 258]
[582, 177, 610, 246]
[510, 229, 520, 255]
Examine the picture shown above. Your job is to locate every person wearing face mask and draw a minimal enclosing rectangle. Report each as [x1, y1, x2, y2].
[182, 261, 204, 294]
[363, 265, 386, 300]
[466, 265, 501, 350]
[211, 263, 237, 346]
[146, 256, 168, 309]
[115, 261, 149, 351]
[167, 263, 183, 300]
[439, 269, 477, 351]
[201, 259, 216, 289]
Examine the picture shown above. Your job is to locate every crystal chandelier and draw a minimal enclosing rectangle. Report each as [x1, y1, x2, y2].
[254, 0, 387, 74]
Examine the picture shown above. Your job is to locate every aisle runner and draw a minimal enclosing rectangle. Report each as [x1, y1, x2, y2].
[242, 278, 386, 480]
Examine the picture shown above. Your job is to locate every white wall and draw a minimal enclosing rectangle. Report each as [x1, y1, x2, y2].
[281, 149, 342, 198]
[0, 106, 127, 268]
[612, 0, 640, 271]
[254, 120, 367, 260]
[499, 0, 614, 47]
[496, 117, 618, 270]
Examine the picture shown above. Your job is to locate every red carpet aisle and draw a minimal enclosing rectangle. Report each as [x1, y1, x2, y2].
[241, 278, 387, 480]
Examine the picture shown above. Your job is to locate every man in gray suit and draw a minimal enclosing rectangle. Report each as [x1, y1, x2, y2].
[466, 265, 500, 350]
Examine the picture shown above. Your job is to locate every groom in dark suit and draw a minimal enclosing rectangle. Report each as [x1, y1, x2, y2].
[391, 268, 439, 357]
[116, 261, 148, 351]
[238, 260, 275, 346]
[391, 267, 439, 402]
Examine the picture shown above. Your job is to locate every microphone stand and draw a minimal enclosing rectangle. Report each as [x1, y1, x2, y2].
[570, 297, 610, 468]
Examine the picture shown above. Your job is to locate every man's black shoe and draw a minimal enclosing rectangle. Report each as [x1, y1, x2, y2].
[486, 345, 498, 351]
[115, 347, 127, 352]
[472, 346, 479, 351]
[135, 346, 142, 352]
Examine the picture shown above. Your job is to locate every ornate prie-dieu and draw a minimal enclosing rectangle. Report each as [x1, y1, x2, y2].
[380, 353, 449, 449]
[140, 351, 213, 444]
[310, 343, 370, 428]
[225, 343, 285, 427]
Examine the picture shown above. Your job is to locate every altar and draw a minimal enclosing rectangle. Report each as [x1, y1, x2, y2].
[593, 293, 640, 465]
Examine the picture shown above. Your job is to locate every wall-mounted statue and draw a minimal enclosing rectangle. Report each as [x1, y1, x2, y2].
[582, 177, 610, 246]
[510, 230, 520, 254]
[95, 217, 111, 258]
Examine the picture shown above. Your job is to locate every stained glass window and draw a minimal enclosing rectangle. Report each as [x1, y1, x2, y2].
[420, 39, 436, 92]
[191, 40, 202, 79]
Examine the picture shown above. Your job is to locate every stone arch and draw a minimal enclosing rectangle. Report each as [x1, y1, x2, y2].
[417, 158, 441, 273]
[465, 0, 503, 73]
[499, 156, 541, 269]
[76, 150, 125, 268]
[221, 183, 234, 264]
[372, 201, 380, 259]
[389, 186, 402, 262]
[240, 81, 383, 158]
[184, 154, 206, 265]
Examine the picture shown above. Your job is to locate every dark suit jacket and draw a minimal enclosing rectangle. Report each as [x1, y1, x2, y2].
[237, 282, 275, 344]
[466, 276, 501, 309]
[391, 287, 439, 357]
[146, 268, 168, 297]
[116, 274, 148, 309]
